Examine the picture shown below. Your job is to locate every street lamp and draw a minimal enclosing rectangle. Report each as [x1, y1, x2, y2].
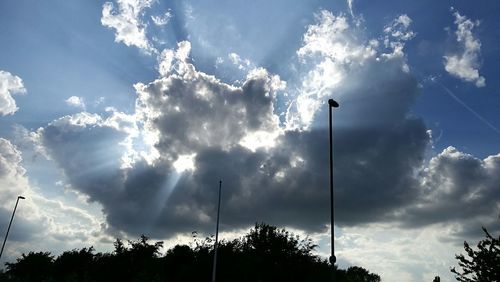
[212, 180, 222, 282]
[328, 99, 339, 281]
[0, 196, 26, 260]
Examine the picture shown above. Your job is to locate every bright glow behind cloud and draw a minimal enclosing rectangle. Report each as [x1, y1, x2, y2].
[287, 11, 415, 130]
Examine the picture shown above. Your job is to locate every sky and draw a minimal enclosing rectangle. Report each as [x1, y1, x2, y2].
[0, 0, 499, 280]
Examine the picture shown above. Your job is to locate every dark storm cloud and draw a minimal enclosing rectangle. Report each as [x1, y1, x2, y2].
[161, 117, 428, 233]
[39, 52, 287, 237]
[131, 40, 431, 234]
[38, 12, 500, 240]
[39, 43, 432, 237]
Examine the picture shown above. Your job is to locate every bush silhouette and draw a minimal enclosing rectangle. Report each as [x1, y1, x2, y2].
[1, 223, 380, 282]
[5, 251, 54, 281]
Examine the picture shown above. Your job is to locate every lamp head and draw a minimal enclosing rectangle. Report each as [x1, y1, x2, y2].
[18, 196, 25, 200]
[328, 99, 339, 108]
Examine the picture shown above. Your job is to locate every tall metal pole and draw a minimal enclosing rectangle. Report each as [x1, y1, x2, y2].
[0, 196, 25, 260]
[328, 99, 339, 282]
[212, 180, 222, 282]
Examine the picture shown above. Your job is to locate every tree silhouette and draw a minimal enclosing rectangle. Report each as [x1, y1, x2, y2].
[5, 251, 54, 281]
[336, 266, 381, 282]
[1, 223, 380, 282]
[451, 226, 500, 282]
[235, 222, 328, 282]
[53, 247, 94, 281]
[108, 235, 164, 281]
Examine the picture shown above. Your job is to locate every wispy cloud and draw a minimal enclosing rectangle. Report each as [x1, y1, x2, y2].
[347, 0, 354, 17]
[444, 8, 485, 87]
[151, 10, 172, 26]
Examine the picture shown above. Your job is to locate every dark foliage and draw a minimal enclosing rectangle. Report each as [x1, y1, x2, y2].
[451, 226, 500, 282]
[1, 223, 380, 282]
[53, 247, 94, 281]
[336, 266, 381, 282]
[5, 252, 54, 282]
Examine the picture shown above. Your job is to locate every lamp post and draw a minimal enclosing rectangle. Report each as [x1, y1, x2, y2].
[328, 99, 339, 281]
[0, 196, 25, 260]
[212, 180, 222, 282]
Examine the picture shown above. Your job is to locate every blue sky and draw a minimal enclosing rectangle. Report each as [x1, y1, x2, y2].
[0, 1, 499, 281]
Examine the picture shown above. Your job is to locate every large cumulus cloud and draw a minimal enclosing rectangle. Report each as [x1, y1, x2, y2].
[38, 10, 500, 241]
[39, 43, 287, 236]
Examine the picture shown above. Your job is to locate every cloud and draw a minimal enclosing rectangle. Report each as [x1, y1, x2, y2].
[36, 9, 500, 249]
[151, 10, 172, 26]
[336, 223, 462, 281]
[0, 138, 108, 266]
[0, 138, 28, 202]
[0, 139, 48, 257]
[289, 11, 377, 130]
[39, 41, 288, 236]
[401, 147, 500, 232]
[347, 0, 354, 17]
[39, 11, 428, 239]
[374, 14, 416, 76]
[65, 96, 86, 109]
[287, 12, 415, 130]
[382, 14, 416, 63]
[444, 9, 485, 87]
[383, 15, 415, 42]
[228, 53, 252, 71]
[213, 53, 256, 84]
[101, 0, 156, 54]
[0, 70, 26, 116]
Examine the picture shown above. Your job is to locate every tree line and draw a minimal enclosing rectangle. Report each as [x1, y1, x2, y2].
[1, 222, 498, 281]
[0, 223, 380, 282]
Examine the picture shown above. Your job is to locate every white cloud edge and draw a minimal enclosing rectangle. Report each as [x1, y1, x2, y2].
[101, 0, 157, 55]
[65, 96, 86, 109]
[444, 8, 486, 87]
[0, 70, 26, 116]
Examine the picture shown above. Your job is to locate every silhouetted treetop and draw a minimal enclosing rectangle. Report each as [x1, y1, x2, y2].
[451, 226, 500, 282]
[1, 223, 380, 282]
[5, 251, 54, 281]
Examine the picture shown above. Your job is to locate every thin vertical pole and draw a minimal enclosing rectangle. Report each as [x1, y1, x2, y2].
[212, 180, 222, 282]
[328, 99, 338, 282]
[0, 197, 21, 260]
